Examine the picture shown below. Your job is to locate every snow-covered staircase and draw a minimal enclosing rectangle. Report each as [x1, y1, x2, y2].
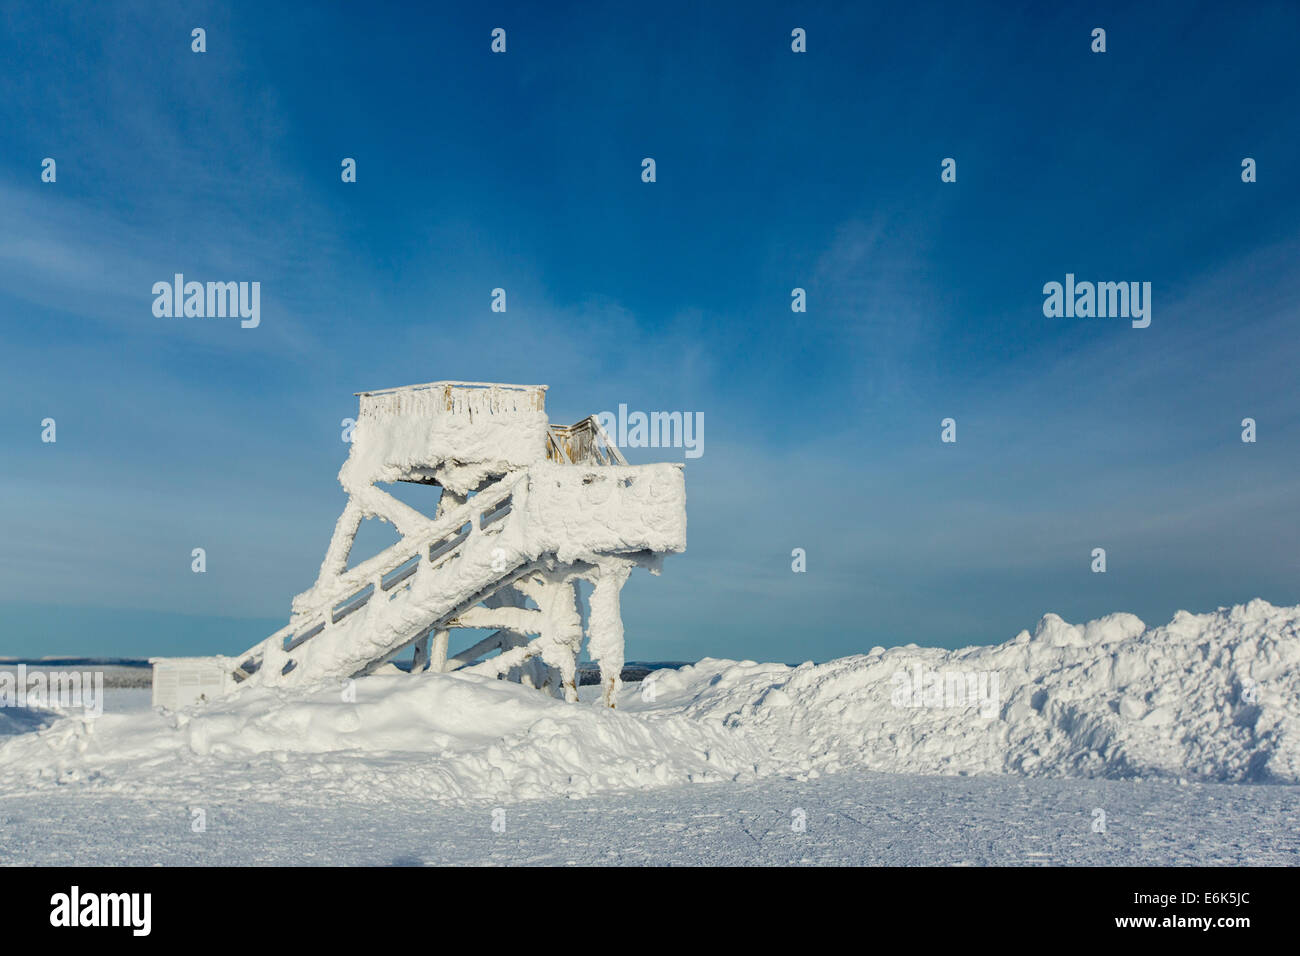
[233, 383, 686, 705]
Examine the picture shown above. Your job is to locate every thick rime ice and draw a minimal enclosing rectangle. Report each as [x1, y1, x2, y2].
[342, 384, 550, 495]
[5, 601, 1299, 802]
[250, 465, 685, 690]
[230, 382, 686, 704]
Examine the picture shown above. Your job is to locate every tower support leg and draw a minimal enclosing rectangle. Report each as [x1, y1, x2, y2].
[429, 629, 449, 673]
[542, 577, 584, 702]
[318, 500, 364, 582]
[411, 631, 431, 672]
[587, 562, 631, 708]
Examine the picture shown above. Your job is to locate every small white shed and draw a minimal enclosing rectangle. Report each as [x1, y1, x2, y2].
[149, 656, 236, 711]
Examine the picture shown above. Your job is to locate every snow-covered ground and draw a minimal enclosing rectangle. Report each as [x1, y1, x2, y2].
[1, 600, 1297, 865]
[2, 771, 1295, 866]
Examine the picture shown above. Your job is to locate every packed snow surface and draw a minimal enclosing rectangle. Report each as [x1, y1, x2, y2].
[6, 772, 1297, 866]
[2, 601, 1298, 804]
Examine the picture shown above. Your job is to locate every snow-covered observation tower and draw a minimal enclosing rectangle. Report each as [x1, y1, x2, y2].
[229, 382, 686, 707]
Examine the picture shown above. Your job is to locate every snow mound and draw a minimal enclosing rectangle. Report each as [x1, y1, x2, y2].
[0, 670, 768, 802]
[0, 706, 58, 737]
[1, 601, 1296, 803]
[633, 599, 1300, 783]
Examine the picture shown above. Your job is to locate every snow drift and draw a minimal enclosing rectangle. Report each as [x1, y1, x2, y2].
[0, 669, 768, 802]
[659, 598, 1300, 784]
[1, 600, 1297, 803]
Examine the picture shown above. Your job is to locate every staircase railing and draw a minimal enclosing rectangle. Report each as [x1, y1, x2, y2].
[546, 416, 628, 466]
[237, 472, 525, 679]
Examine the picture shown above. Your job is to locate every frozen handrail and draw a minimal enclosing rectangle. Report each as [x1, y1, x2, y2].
[356, 381, 548, 396]
[291, 474, 520, 616]
[356, 381, 547, 415]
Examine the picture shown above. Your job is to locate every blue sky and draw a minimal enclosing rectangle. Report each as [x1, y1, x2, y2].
[1, 1, 1297, 663]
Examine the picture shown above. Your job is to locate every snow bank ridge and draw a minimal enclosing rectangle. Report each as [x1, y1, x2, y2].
[1, 601, 1296, 802]
[657, 598, 1300, 784]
